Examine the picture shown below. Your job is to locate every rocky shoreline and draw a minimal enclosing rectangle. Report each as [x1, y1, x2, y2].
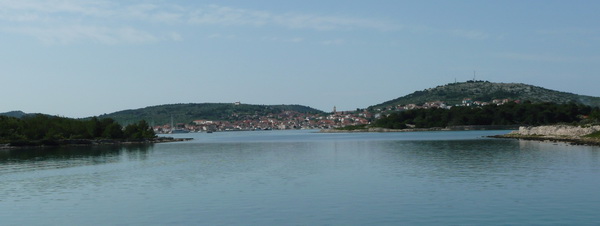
[320, 125, 519, 133]
[319, 127, 443, 133]
[0, 137, 193, 149]
[490, 125, 600, 146]
[320, 124, 600, 146]
[490, 134, 600, 146]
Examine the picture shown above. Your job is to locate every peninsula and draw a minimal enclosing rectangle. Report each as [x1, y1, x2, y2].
[491, 125, 600, 146]
[0, 114, 185, 148]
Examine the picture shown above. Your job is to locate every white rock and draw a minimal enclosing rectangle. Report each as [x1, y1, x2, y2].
[516, 125, 600, 137]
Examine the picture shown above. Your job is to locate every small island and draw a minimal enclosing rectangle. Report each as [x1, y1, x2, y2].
[0, 114, 189, 149]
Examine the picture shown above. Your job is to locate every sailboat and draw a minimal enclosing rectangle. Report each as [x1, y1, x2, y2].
[170, 115, 189, 134]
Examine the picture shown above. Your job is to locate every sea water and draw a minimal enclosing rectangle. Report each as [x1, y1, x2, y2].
[1, 130, 599, 225]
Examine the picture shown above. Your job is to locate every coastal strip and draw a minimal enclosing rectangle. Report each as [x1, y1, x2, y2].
[320, 125, 519, 133]
[491, 125, 600, 146]
[319, 127, 441, 133]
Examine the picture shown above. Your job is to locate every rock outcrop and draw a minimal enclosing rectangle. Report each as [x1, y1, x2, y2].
[492, 124, 600, 146]
[512, 125, 600, 137]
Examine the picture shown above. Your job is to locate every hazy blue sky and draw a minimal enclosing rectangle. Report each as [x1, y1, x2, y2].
[2, 0, 599, 117]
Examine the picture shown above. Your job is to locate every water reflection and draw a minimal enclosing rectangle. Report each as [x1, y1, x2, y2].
[0, 144, 153, 174]
[371, 139, 550, 187]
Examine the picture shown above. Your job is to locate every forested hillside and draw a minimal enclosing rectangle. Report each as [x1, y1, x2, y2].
[373, 102, 600, 129]
[98, 103, 324, 125]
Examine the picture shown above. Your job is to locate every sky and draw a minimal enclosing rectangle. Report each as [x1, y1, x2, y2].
[1, 0, 600, 118]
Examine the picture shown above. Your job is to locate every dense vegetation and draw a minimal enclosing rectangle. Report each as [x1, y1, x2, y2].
[99, 103, 324, 125]
[0, 114, 155, 146]
[373, 102, 599, 129]
[371, 81, 600, 110]
[334, 124, 368, 131]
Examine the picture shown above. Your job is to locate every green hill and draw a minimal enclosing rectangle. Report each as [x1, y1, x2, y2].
[371, 81, 600, 109]
[0, 111, 29, 118]
[97, 103, 324, 126]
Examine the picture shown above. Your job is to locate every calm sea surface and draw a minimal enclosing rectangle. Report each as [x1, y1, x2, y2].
[1, 130, 600, 225]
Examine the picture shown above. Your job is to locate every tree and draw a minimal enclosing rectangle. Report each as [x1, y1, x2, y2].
[0, 114, 156, 145]
[102, 123, 124, 139]
[124, 120, 156, 139]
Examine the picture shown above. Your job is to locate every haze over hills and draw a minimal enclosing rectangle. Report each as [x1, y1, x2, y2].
[96, 103, 324, 126]
[3, 81, 600, 125]
[371, 81, 600, 109]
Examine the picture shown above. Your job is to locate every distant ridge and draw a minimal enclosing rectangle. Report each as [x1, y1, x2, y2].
[0, 111, 29, 118]
[371, 81, 600, 109]
[98, 103, 324, 125]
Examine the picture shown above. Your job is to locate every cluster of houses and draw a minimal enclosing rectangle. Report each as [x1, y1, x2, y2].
[154, 98, 521, 133]
[375, 98, 519, 112]
[461, 98, 519, 107]
[153, 108, 372, 133]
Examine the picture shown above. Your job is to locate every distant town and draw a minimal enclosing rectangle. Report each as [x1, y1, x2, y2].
[154, 106, 370, 133]
[154, 98, 520, 133]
